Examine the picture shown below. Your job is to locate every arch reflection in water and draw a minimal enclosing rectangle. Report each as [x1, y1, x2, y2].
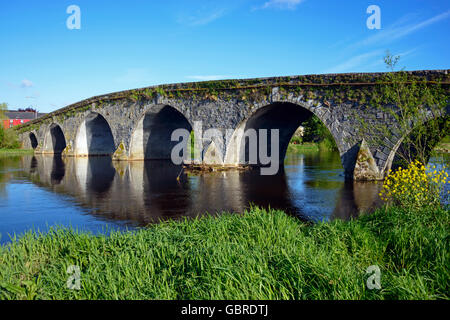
[50, 155, 65, 185]
[19, 150, 384, 230]
[282, 152, 383, 221]
[30, 155, 65, 186]
[331, 181, 383, 220]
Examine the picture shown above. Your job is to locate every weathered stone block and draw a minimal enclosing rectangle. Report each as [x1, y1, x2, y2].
[353, 139, 383, 181]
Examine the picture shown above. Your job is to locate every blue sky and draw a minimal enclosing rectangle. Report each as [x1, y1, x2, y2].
[1, 0, 449, 113]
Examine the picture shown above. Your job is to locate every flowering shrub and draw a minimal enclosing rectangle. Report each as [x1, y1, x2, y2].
[380, 160, 449, 209]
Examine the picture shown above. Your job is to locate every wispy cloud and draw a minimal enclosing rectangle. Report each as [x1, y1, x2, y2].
[25, 92, 40, 99]
[324, 50, 384, 74]
[186, 75, 235, 81]
[324, 48, 418, 74]
[178, 8, 226, 26]
[259, 0, 305, 10]
[114, 68, 151, 84]
[21, 79, 33, 88]
[324, 10, 449, 73]
[355, 10, 450, 48]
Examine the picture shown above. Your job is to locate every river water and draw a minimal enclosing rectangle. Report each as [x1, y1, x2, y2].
[0, 150, 447, 244]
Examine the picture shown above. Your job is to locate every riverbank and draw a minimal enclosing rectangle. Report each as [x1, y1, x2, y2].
[0, 149, 33, 157]
[434, 136, 450, 153]
[0, 205, 448, 300]
[287, 142, 320, 153]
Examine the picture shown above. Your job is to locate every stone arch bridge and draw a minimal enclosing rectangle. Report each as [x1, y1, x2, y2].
[15, 70, 449, 180]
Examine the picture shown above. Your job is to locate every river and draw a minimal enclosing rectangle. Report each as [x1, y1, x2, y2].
[0, 150, 447, 244]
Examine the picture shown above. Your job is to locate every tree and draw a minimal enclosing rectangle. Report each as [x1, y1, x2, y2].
[0, 102, 20, 149]
[358, 51, 448, 166]
[0, 102, 7, 119]
[18, 106, 38, 113]
[302, 115, 338, 151]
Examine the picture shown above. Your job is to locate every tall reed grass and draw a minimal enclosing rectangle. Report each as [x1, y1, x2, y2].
[0, 205, 448, 300]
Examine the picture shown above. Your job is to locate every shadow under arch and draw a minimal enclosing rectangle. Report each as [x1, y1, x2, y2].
[29, 132, 38, 149]
[331, 180, 383, 220]
[29, 156, 38, 174]
[86, 157, 116, 196]
[386, 114, 449, 173]
[225, 102, 341, 170]
[142, 160, 191, 218]
[75, 112, 116, 156]
[43, 124, 66, 154]
[50, 155, 65, 185]
[239, 167, 299, 215]
[129, 105, 192, 160]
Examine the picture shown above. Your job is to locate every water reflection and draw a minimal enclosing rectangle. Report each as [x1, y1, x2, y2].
[331, 181, 383, 220]
[1, 151, 447, 244]
[50, 156, 65, 185]
[12, 152, 385, 227]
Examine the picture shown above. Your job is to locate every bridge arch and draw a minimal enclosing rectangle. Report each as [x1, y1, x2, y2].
[384, 114, 449, 175]
[129, 105, 192, 160]
[42, 124, 67, 154]
[74, 112, 116, 156]
[224, 102, 340, 168]
[29, 132, 38, 149]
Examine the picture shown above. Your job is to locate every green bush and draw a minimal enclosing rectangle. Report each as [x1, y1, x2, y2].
[290, 136, 303, 145]
[0, 127, 20, 149]
[380, 160, 448, 210]
[302, 116, 338, 151]
[0, 102, 20, 149]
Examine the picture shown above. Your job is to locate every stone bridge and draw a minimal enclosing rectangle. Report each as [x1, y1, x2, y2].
[15, 70, 449, 180]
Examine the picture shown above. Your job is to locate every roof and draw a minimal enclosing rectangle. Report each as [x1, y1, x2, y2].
[4, 110, 47, 120]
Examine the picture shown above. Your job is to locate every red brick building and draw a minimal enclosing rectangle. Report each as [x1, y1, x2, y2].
[2, 110, 46, 129]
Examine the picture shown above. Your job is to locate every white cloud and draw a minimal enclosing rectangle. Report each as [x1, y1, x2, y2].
[261, 0, 305, 10]
[21, 79, 33, 88]
[186, 75, 234, 81]
[355, 10, 450, 48]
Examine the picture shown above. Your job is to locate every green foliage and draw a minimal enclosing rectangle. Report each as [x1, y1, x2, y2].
[0, 128, 21, 149]
[190, 130, 196, 159]
[384, 50, 401, 72]
[0, 102, 20, 149]
[129, 91, 140, 102]
[394, 116, 449, 168]
[155, 87, 166, 96]
[0, 103, 23, 148]
[287, 142, 319, 153]
[358, 51, 449, 165]
[301, 116, 338, 151]
[0, 205, 448, 300]
[0, 149, 33, 157]
[0, 102, 7, 119]
[290, 136, 303, 145]
[380, 160, 449, 210]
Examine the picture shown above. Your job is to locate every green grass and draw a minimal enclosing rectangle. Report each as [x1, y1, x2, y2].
[0, 148, 34, 157]
[0, 205, 448, 300]
[434, 135, 450, 153]
[287, 139, 338, 154]
[287, 142, 320, 153]
[439, 135, 450, 144]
